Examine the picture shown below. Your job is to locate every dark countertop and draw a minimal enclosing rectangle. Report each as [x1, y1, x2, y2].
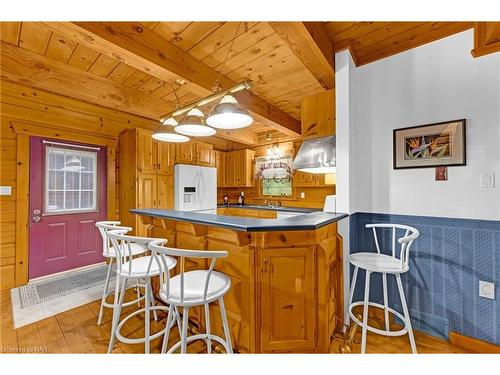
[217, 204, 319, 214]
[131, 208, 348, 232]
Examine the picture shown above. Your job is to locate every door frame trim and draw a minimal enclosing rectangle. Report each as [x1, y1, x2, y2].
[12, 120, 118, 287]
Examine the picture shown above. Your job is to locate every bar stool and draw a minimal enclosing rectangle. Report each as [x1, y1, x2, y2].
[106, 230, 179, 354]
[148, 240, 233, 354]
[95, 221, 149, 326]
[347, 223, 419, 353]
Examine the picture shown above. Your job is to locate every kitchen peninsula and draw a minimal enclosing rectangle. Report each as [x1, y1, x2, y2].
[132, 207, 348, 353]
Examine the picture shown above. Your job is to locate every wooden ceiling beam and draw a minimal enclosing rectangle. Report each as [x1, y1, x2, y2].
[42, 22, 301, 137]
[269, 22, 334, 90]
[0, 41, 173, 119]
[0, 41, 259, 146]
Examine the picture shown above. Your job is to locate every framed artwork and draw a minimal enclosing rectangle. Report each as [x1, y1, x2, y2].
[393, 119, 466, 169]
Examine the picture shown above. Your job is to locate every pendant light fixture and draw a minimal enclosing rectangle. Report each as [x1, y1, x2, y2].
[174, 108, 216, 137]
[152, 117, 190, 143]
[206, 22, 253, 130]
[206, 94, 253, 129]
[155, 22, 254, 140]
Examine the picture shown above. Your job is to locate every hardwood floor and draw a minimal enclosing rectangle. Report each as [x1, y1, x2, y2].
[1, 290, 468, 354]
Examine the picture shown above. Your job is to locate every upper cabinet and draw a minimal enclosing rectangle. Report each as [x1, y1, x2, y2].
[196, 142, 214, 167]
[301, 89, 335, 140]
[214, 150, 226, 188]
[175, 142, 196, 165]
[119, 129, 175, 236]
[175, 141, 214, 167]
[136, 130, 157, 174]
[225, 149, 255, 188]
[136, 129, 174, 175]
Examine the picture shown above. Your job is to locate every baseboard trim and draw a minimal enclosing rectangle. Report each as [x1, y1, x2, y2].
[449, 332, 500, 353]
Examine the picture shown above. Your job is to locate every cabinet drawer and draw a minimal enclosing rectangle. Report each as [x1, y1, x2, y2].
[259, 210, 277, 219]
[229, 208, 245, 217]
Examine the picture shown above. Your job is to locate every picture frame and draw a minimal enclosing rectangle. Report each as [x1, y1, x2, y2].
[393, 119, 466, 169]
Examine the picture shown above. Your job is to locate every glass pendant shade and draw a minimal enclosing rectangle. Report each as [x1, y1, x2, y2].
[152, 129, 190, 143]
[175, 108, 216, 137]
[206, 95, 253, 129]
[153, 118, 190, 143]
[161, 117, 178, 126]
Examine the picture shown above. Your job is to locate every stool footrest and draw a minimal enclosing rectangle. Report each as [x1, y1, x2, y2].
[116, 306, 173, 345]
[102, 282, 146, 309]
[167, 333, 231, 354]
[349, 301, 409, 337]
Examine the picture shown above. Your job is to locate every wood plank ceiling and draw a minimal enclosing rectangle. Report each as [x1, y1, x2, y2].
[2, 21, 494, 148]
[324, 21, 475, 66]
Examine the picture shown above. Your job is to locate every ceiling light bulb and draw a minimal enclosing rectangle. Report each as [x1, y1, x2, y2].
[206, 95, 253, 129]
[175, 108, 216, 137]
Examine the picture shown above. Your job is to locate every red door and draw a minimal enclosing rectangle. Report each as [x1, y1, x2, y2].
[29, 137, 107, 279]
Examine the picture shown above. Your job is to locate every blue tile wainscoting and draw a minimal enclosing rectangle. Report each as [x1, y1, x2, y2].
[349, 212, 500, 345]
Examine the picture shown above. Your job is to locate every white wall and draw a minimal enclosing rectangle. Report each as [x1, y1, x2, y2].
[335, 50, 356, 215]
[347, 30, 500, 221]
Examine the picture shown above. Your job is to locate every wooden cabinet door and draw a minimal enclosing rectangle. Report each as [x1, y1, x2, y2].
[137, 173, 157, 208]
[260, 247, 315, 352]
[242, 149, 255, 187]
[196, 142, 213, 166]
[136, 130, 156, 174]
[136, 173, 158, 236]
[233, 151, 244, 187]
[175, 142, 195, 165]
[214, 150, 226, 187]
[225, 152, 235, 187]
[157, 174, 173, 209]
[157, 142, 173, 175]
[294, 171, 317, 186]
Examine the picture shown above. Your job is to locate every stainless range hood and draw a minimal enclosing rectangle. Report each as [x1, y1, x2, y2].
[292, 135, 336, 174]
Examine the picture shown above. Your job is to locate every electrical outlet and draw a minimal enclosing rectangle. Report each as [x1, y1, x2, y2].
[300, 192, 305, 199]
[480, 173, 495, 188]
[479, 280, 495, 300]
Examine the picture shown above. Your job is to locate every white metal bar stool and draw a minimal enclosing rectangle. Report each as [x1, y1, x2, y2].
[106, 230, 179, 354]
[347, 223, 419, 353]
[148, 240, 233, 354]
[95, 221, 149, 326]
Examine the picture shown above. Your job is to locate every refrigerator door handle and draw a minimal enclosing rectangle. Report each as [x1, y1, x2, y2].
[198, 168, 202, 210]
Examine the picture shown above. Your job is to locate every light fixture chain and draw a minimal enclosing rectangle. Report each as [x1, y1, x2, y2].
[170, 82, 182, 109]
[214, 21, 243, 92]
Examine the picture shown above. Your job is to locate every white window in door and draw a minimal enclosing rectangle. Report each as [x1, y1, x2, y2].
[44, 146, 98, 214]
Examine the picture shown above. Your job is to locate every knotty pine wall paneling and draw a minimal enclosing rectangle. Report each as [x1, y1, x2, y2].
[218, 140, 335, 209]
[0, 80, 159, 289]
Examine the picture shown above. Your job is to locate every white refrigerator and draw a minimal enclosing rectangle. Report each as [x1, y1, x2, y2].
[174, 164, 217, 214]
